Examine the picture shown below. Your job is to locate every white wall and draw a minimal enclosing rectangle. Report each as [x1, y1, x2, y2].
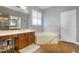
[43, 8, 60, 33]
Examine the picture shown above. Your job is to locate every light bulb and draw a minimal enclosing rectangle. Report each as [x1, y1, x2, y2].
[20, 6, 26, 10]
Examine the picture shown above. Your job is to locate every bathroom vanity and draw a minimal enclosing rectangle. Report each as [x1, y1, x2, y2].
[0, 29, 35, 52]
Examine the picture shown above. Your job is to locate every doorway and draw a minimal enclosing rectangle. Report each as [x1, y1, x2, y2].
[60, 9, 76, 43]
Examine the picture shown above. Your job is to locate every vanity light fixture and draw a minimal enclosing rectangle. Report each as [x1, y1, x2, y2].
[16, 6, 28, 10]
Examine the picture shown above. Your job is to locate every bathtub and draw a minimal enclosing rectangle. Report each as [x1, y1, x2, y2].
[35, 32, 59, 44]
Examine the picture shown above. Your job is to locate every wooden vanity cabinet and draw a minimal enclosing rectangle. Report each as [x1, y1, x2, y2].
[0, 32, 35, 51]
[17, 32, 35, 50]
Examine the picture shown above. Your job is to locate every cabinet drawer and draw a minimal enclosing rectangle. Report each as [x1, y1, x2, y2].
[27, 32, 35, 35]
[0, 35, 18, 40]
[18, 33, 26, 37]
[0, 36, 9, 40]
[18, 38, 28, 49]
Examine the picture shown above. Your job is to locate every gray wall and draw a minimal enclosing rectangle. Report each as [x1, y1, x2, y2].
[43, 6, 79, 42]
[0, 6, 29, 29]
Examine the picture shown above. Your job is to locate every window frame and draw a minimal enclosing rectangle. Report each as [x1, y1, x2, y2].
[31, 9, 42, 26]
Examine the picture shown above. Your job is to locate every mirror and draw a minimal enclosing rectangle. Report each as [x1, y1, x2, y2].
[0, 12, 21, 30]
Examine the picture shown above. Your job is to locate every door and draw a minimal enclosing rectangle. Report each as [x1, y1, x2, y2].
[60, 9, 76, 43]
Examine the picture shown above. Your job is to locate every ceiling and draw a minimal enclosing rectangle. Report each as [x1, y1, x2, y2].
[38, 6, 51, 9]
[3, 6, 51, 14]
[4, 6, 29, 14]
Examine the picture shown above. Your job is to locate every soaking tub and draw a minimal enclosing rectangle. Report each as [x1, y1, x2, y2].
[35, 32, 59, 44]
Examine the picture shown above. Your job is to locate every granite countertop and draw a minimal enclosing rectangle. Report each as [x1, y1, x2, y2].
[0, 29, 35, 36]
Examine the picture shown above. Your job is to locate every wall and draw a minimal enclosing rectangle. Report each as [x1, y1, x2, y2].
[43, 6, 79, 43]
[0, 6, 29, 29]
[43, 6, 78, 32]
[76, 8, 79, 42]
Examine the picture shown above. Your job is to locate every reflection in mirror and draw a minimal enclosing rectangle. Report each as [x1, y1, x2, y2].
[0, 12, 9, 30]
[9, 16, 21, 30]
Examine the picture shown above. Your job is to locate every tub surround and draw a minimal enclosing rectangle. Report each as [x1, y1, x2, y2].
[35, 32, 59, 44]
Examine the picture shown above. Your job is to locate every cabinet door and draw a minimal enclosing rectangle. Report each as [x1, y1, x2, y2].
[18, 38, 23, 49]
[18, 34, 28, 49]
[28, 32, 35, 45]
[17, 32, 35, 50]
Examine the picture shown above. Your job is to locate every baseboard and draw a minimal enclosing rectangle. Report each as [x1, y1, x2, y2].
[75, 42, 79, 45]
[60, 40, 79, 45]
[60, 39, 78, 44]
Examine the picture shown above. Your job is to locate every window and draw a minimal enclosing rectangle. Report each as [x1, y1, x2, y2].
[32, 9, 42, 25]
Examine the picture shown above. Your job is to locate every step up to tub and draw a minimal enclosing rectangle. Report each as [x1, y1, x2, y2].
[19, 44, 40, 53]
